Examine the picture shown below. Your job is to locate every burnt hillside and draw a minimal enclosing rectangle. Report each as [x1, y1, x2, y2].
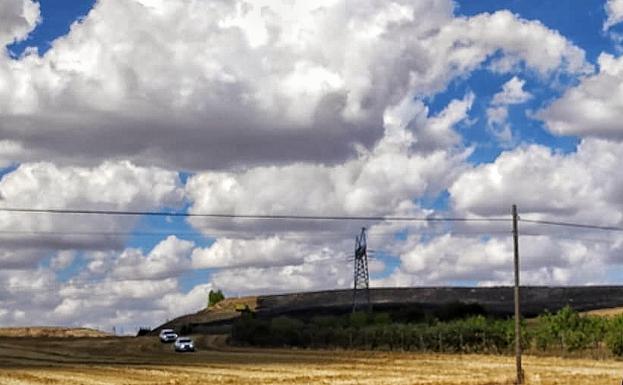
[256, 286, 623, 318]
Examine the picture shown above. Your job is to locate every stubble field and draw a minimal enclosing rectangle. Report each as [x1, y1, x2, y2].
[0, 335, 621, 385]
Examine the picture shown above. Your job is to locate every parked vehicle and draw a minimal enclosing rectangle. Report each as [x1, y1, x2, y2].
[174, 337, 195, 352]
[158, 329, 177, 343]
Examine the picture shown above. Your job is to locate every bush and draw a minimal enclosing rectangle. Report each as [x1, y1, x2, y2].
[310, 315, 341, 328]
[606, 315, 623, 356]
[270, 316, 304, 346]
[349, 311, 368, 328]
[531, 306, 607, 352]
[372, 312, 392, 325]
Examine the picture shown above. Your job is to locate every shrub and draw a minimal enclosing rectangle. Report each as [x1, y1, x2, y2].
[349, 311, 368, 328]
[372, 312, 392, 325]
[606, 315, 623, 356]
[531, 306, 607, 352]
[270, 316, 304, 346]
[310, 315, 341, 328]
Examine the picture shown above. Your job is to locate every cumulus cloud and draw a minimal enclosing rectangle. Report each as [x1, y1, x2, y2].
[0, 0, 40, 46]
[0, 1, 588, 169]
[491, 77, 532, 105]
[0, 239, 211, 331]
[410, 137, 623, 288]
[540, 53, 623, 140]
[450, 139, 623, 224]
[0, 0, 607, 331]
[192, 236, 305, 269]
[486, 76, 532, 145]
[0, 161, 183, 263]
[108, 236, 195, 280]
[604, 0, 623, 31]
[210, 257, 352, 295]
[50, 250, 76, 271]
[376, 233, 621, 286]
[185, 93, 471, 240]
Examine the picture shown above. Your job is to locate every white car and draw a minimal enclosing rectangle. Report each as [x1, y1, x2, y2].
[174, 337, 195, 352]
[159, 329, 177, 343]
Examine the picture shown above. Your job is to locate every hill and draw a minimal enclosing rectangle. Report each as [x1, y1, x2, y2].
[152, 286, 623, 334]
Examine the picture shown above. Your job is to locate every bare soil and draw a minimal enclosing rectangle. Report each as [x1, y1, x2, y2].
[0, 335, 621, 384]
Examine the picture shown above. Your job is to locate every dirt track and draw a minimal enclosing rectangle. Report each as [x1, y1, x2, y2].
[0, 336, 621, 384]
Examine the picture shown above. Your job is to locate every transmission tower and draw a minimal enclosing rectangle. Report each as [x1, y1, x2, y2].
[352, 227, 371, 313]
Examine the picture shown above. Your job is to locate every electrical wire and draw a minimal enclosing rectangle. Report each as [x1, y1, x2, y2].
[520, 218, 623, 232]
[0, 228, 512, 237]
[519, 232, 622, 245]
[0, 207, 511, 223]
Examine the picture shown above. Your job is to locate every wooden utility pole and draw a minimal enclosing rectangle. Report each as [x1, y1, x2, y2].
[512, 204, 524, 384]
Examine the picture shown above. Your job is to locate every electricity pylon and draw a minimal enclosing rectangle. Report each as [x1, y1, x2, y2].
[352, 227, 371, 313]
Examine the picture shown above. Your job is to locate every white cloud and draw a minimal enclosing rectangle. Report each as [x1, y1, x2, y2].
[486, 77, 532, 145]
[540, 53, 623, 140]
[192, 236, 305, 269]
[109, 236, 195, 280]
[0, 2, 588, 169]
[0, 0, 609, 331]
[0, 0, 40, 46]
[0, 161, 183, 259]
[450, 139, 623, 224]
[604, 0, 623, 31]
[491, 77, 532, 106]
[377, 233, 621, 286]
[50, 250, 76, 271]
[0, 239, 212, 332]
[185, 94, 471, 241]
[210, 257, 352, 295]
[406, 137, 623, 288]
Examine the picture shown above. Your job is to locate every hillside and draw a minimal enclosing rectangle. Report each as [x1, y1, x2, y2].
[153, 286, 623, 334]
[255, 286, 623, 317]
[152, 296, 257, 334]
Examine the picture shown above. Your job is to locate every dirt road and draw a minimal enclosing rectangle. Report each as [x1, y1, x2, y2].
[0, 335, 621, 384]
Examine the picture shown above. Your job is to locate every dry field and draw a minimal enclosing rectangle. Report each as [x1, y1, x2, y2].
[0, 335, 621, 385]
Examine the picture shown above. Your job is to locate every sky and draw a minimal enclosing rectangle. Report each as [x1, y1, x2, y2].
[0, 0, 622, 333]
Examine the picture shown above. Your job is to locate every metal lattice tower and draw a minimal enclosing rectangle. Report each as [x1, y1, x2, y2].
[352, 227, 371, 313]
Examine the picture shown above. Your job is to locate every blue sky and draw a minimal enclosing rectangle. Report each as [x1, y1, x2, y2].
[1, 0, 623, 330]
[8, 0, 96, 57]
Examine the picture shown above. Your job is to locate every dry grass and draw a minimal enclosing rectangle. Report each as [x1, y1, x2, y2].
[211, 296, 258, 311]
[0, 327, 109, 338]
[0, 336, 621, 384]
[583, 307, 623, 317]
[157, 297, 258, 329]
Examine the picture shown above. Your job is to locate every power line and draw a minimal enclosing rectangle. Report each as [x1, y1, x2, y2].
[0, 207, 510, 223]
[520, 218, 623, 232]
[519, 232, 622, 245]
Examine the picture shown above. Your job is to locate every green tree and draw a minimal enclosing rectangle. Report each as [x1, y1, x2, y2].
[208, 289, 225, 307]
